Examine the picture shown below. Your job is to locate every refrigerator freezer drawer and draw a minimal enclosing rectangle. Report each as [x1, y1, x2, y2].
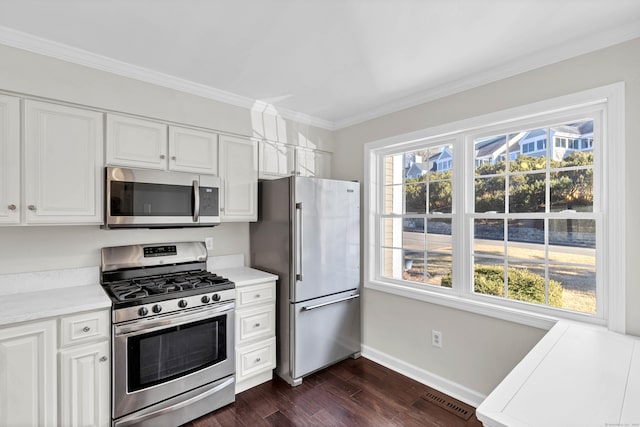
[291, 290, 361, 381]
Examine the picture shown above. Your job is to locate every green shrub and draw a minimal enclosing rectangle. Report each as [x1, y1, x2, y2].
[441, 265, 562, 307]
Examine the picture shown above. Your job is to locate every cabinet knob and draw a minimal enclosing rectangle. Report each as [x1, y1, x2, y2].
[7, 204, 16, 211]
[254, 294, 261, 298]
[28, 205, 36, 211]
[99, 356, 108, 363]
[160, 154, 166, 159]
[254, 323, 261, 328]
[255, 357, 261, 363]
[82, 326, 91, 333]
[171, 156, 176, 160]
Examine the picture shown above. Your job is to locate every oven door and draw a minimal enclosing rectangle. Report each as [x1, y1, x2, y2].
[113, 302, 234, 419]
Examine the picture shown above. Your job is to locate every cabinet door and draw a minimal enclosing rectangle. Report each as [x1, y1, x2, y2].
[219, 135, 257, 221]
[259, 140, 296, 179]
[24, 100, 103, 224]
[0, 95, 20, 224]
[106, 114, 167, 170]
[59, 341, 110, 427]
[296, 148, 332, 178]
[168, 126, 218, 174]
[0, 319, 57, 427]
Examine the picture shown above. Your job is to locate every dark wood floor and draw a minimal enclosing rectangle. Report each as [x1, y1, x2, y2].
[185, 357, 484, 426]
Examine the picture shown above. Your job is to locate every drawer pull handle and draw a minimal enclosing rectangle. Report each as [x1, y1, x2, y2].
[99, 356, 108, 362]
[254, 294, 261, 298]
[83, 326, 91, 333]
[255, 357, 261, 363]
[254, 323, 261, 328]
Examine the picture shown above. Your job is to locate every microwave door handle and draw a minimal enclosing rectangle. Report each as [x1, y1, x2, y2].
[193, 179, 200, 223]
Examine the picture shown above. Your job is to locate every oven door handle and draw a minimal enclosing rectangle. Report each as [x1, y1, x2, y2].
[115, 375, 235, 427]
[115, 302, 234, 337]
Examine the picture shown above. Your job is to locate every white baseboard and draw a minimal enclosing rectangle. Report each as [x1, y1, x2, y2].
[361, 345, 486, 408]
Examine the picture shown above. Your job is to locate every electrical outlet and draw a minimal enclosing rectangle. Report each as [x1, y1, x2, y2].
[205, 237, 213, 250]
[431, 330, 442, 348]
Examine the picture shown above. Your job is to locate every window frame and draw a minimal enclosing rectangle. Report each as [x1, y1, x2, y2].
[364, 83, 626, 333]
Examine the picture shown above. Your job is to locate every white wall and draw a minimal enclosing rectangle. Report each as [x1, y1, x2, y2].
[333, 38, 640, 397]
[0, 42, 333, 274]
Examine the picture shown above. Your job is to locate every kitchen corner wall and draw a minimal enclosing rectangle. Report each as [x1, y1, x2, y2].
[0, 42, 333, 275]
[332, 37, 640, 397]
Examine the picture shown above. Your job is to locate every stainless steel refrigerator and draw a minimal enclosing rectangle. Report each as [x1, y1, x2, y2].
[250, 176, 361, 386]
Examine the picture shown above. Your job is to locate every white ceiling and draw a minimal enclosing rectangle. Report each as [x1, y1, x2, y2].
[0, 0, 639, 130]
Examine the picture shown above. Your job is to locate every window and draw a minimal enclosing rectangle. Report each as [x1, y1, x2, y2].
[365, 84, 625, 331]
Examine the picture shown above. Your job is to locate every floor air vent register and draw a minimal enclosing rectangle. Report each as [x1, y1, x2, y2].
[421, 386, 475, 421]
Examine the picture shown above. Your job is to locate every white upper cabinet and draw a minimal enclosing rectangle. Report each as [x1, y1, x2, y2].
[168, 125, 218, 174]
[296, 148, 332, 178]
[106, 114, 219, 174]
[23, 100, 103, 224]
[259, 140, 332, 180]
[219, 135, 257, 222]
[0, 94, 20, 224]
[259, 140, 296, 180]
[106, 114, 168, 170]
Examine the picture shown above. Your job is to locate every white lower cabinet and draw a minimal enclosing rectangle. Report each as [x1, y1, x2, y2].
[0, 319, 57, 427]
[235, 280, 276, 393]
[0, 309, 110, 427]
[58, 310, 110, 427]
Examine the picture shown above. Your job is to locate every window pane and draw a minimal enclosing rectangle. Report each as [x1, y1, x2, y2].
[549, 263, 596, 314]
[383, 185, 403, 214]
[429, 180, 452, 213]
[428, 144, 454, 177]
[426, 252, 452, 287]
[405, 182, 426, 214]
[550, 169, 593, 212]
[509, 154, 547, 173]
[474, 136, 506, 175]
[507, 219, 545, 260]
[474, 219, 504, 257]
[381, 218, 403, 248]
[550, 120, 594, 166]
[403, 250, 425, 283]
[475, 176, 505, 213]
[427, 219, 452, 287]
[508, 173, 546, 213]
[403, 151, 427, 182]
[384, 154, 404, 185]
[504, 261, 550, 306]
[473, 258, 505, 297]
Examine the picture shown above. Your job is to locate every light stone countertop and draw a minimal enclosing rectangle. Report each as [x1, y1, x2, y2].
[0, 266, 111, 327]
[208, 254, 278, 287]
[0, 254, 276, 327]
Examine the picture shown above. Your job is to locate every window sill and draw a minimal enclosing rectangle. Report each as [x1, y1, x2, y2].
[365, 279, 605, 331]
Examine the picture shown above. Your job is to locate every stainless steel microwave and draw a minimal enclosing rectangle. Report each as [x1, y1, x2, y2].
[105, 167, 220, 229]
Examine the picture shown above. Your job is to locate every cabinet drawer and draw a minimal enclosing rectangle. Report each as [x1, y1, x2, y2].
[236, 337, 276, 381]
[59, 310, 109, 348]
[236, 305, 275, 345]
[236, 281, 275, 309]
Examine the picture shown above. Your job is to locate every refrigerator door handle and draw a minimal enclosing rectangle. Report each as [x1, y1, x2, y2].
[295, 202, 303, 281]
[301, 294, 360, 311]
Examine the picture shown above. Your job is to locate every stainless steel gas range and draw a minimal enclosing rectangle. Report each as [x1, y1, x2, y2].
[100, 241, 235, 427]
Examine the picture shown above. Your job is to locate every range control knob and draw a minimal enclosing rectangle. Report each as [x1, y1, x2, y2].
[138, 307, 149, 316]
[178, 299, 188, 308]
[201, 295, 211, 304]
[212, 293, 221, 302]
[152, 304, 162, 314]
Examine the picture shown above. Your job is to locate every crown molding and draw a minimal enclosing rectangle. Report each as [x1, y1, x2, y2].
[0, 25, 335, 130]
[333, 19, 640, 130]
[1, 21, 638, 132]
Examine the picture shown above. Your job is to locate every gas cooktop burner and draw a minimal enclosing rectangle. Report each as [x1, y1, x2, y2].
[104, 271, 233, 303]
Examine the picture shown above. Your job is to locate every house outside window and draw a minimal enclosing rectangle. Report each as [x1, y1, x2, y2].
[365, 84, 625, 331]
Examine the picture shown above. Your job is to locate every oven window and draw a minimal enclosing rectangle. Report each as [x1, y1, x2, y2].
[110, 181, 194, 216]
[127, 315, 226, 392]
